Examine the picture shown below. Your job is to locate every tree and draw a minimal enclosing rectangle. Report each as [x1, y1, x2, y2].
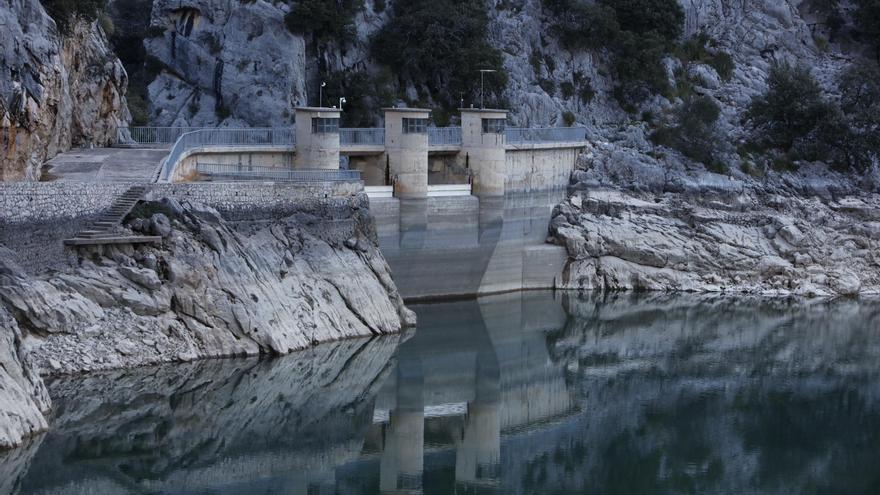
[834, 64, 880, 170]
[652, 95, 724, 169]
[745, 63, 833, 151]
[284, 0, 359, 44]
[549, 1, 620, 51]
[600, 0, 685, 43]
[41, 0, 106, 35]
[855, 0, 880, 62]
[371, 0, 507, 112]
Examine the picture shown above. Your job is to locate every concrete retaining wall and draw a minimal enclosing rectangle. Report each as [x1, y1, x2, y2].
[504, 147, 581, 192]
[150, 181, 363, 220]
[0, 181, 363, 273]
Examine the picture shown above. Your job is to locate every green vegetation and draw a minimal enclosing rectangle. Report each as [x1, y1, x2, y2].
[41, 0, 106, 35]
[651, 95, 725, 171]
[106, 0, 156, 126]
[321, 69, 396, 127]
[674, 33, 735, 81]
[371, 0, 507, 114]
[543, 0, 685, 109]
[745, 63, 833, 154]
[744, 62, 879, 172]
[855, 0, 880, 61]
[284, 0, 359, 44]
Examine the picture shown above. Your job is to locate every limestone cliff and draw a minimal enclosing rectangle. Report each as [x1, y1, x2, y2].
[549, 145, 880, 295]
[0, 0, 130, 180]
[116, 0, 859, 131]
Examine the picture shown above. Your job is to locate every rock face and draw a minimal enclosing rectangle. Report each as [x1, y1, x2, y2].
[0, 0, 130, 180]
[550, 146, 880, 295]
[142, 0, 307, 127]
[0, 307, 50, 451]
[117, 0, 855, 130]
[0, 195, 413, 377]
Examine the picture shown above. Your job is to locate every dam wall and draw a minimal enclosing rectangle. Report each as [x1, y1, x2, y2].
[371, 190, 569, 300]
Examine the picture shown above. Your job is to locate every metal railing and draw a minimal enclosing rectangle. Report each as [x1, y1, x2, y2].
[196, 163, 361, 182]
[429, 127, 462, 146]
[161, 128, 295, 181]
[118, 126, 213, 145]
[340, 128, 385, 146]
[505, 127, 587, 144]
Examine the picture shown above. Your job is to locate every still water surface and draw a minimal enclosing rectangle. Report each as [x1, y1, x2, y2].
[3, 292, 880, 494]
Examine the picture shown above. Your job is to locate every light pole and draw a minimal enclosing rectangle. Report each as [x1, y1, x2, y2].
[479, 69, 496, 109]
[339, 97, 347, 109]
[319, 81, 326, 107]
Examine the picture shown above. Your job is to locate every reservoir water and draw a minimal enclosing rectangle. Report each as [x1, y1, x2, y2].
[3, 291, 879, 494]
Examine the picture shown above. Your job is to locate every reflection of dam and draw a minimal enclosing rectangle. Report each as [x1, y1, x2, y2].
[364, 292, 576, 494]
[374, 191, 569, 299]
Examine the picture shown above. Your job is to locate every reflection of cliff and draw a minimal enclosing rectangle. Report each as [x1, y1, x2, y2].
[514, 293, 880, 495]
[6, 293, 880, 493]
[11, 336, 400, 494]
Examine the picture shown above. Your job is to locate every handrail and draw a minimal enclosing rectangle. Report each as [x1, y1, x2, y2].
[196, 163, 361, 182]
[505, 127, 587, 144]
[429, 127, 462, 146]
[118, 126, 214, 145]
[161, 128, 295, 181]
[340, 128, 385, 146]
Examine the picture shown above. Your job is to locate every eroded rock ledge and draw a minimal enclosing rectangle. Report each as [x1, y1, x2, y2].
[550, 150, 880, 295]
[0, 194, 414, 448]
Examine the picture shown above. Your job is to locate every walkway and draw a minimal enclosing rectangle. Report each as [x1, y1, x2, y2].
[44, 147, 168, 182]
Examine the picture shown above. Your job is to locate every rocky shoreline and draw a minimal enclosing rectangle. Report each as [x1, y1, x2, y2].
[550, 144, 880, 295]
[0, 194, 414, 449]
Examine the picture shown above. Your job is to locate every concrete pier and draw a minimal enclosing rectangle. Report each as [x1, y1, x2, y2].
[294, 107, 341, 170]
[460, 109, 508, 197]
[384, 108, 431, 199]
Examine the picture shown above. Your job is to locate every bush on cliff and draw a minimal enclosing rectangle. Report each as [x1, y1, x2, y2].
[284, 0, 359, 44]
[652, 94, 724, 170]
[745, 62, 879, 172]
[371, 0, 507, 113]
[745, 63, 833, 153]
[41, 0, 106, 35]
[542, 0, 684, 109]
[855, 0, 880, 61]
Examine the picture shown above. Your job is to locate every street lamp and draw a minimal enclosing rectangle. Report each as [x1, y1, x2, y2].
[319, 81, 326, 107]
[339, 97, 347, 110]
[479, 69, 496, 109]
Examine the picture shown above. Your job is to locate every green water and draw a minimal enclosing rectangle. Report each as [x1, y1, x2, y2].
[3, 292, 880, 494]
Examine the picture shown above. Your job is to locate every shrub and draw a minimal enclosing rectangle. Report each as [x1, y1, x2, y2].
[675, 33, 735, 81]
[371, 0, 507, 112]
[603, 0, 684, 43]
[284, 0, 358, 44]
[560, 81, 575, 99]
[745, 63, 833, 151]
[651, 95, 723, 167]
[41, 0, 106, 35]
[562, 111, 576, 126]
[544, 0, 684, 110]
[579, 80, 596, 104]
[538, 78, 556, 95]
[856, 0, 880, 61]
[614, 31, 672, 108]
[547, 1, 619, 50]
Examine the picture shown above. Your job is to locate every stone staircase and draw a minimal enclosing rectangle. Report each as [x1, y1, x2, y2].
[64, 185, 161, 246]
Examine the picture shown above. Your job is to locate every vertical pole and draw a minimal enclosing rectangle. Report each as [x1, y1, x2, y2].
[480, 71, 485, 109]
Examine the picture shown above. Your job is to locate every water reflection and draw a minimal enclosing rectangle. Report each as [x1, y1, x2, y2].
[3, 293, 880, 493]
